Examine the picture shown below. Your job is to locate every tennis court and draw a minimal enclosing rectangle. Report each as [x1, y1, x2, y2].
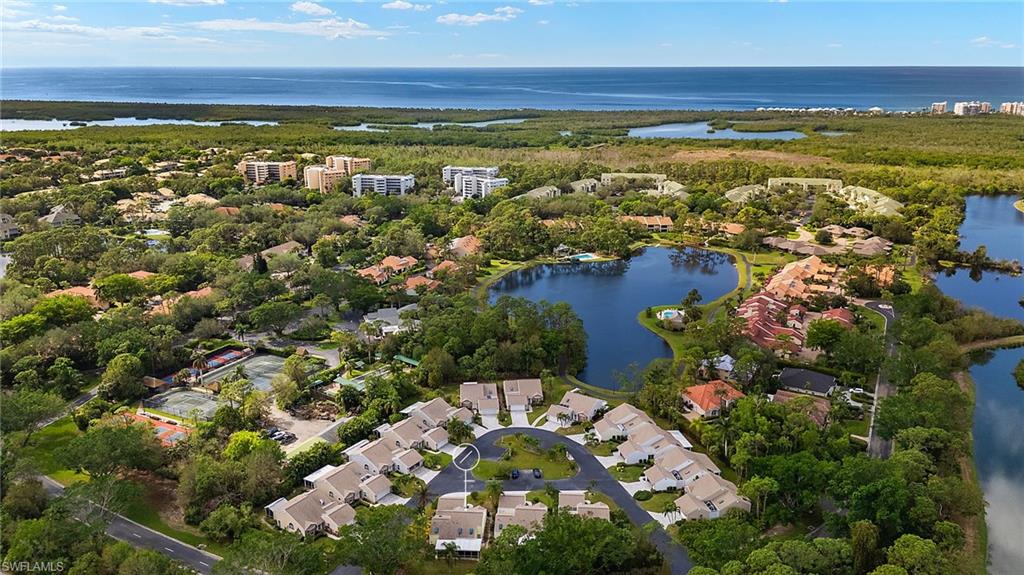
[207, 353, 287, 392]
[144, 389, 219, 421]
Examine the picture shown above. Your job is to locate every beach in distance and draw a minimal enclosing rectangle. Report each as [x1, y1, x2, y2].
[4, 66, 1022, 111]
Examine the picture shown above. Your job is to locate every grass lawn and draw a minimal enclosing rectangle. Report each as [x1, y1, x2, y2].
[609, 464, 645, 482]
[639, 491, 681, 513]
[423, 451, 453, 471]
[473, 435, 577, 480]
[123, 492, 228, 556]
[555, 423, 589, 436]
[586, 441, 618, 456]
[19, 417, 88, 485]
[287, 436, 328, 458]
[855, 305, 888, 334]
[902, 264, 926, 293]
[840, 418, 870, 437]
[391, 474, 426, 498]
[637, 307, 692, 359]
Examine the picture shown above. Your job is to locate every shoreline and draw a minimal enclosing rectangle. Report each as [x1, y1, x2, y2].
[952, 370, 990, 575]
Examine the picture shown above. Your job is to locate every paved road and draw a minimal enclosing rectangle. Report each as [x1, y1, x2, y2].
[863, 299, 897, 459]
[420, 427, 694, 575]
[39, 476, 220, 574]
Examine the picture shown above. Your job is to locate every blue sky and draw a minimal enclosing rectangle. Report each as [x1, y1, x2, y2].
[2, 1, 1022, 67]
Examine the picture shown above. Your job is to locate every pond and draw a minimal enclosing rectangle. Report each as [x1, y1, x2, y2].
[488, 246, 738, 389]
[334, 118, 528, 132]
[933, 195, 1024, 321]
[967, 347, 1024, 573]
[0, 117, 278, 131]
[627, 121, 806, 140]
[934, 194, 1024, 574]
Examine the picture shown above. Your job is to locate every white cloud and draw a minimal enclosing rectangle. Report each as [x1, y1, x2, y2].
[970, 36, 1016, 49]
[2, 0, 33, 18]
[53, 4, 67, 12]
[4, 18, 220, 44]
[528, 0, 552, 4]
[826, 43, 842, 48]
[51, 14, 77, 21]
[149, 0, 225, 6]
[436, 5, 521, 26]
[382, 0, 430, 11]
[291, 1, 333, 16]
[537, 19, 549, 25]
[195, 17, 386, 39]
[659, 42, 672, 47]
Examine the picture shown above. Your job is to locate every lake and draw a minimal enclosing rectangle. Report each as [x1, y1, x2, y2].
[933, 195, 1024, 322]
[0, 117, 278, 131]
[488, 246, 737, 389]
[628, 122, 807, 140]
[934, 194, 1024, 574]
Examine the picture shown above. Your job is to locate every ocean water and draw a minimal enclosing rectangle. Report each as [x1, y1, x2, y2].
[3, 67, 1022, 111]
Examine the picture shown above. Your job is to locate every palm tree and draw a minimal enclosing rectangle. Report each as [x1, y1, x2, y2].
[662, 499, 680, 523]
[191, 346, 209, 387]
[484, 480, 504, 512]
[411, 481, 431, 511]
[440, 541, 459, 572]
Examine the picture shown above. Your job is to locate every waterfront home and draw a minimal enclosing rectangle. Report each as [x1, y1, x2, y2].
[545, 390, 608, 426]
[682, 381, 745, 418]
[502, 378, 544, 412]
[361, 303, 419, 336]
[620, 215, 674, 232]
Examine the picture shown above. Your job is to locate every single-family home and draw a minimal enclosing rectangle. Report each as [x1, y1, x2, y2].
[45, 285, 106, 310]
[777, 368, 838, 398]
[494, 493, 548, 536]
[771, 390, 831, 427]
[430, 494, 488, 559]
[381, 255, 418, 275]
[593, 403, 654, 442]
[0, 213, 22, 240]
[557, 491, 611, 521]
[821, 308, 855, 329]
[448, 235, 482, 259]
[428, 260, 458, 278]
[344, 437, 423, 475]
[673, 474, 750, 520]
[402, 397, 473, 429]
[460, 382, 500, 415]
[545, 390, 607, 427]
[405, 275, 440, 294]
[39, 204, 81, 227]
[616, 421, 681, 465]
[682, 380, 745, 418]
[502, 378, 544, 412]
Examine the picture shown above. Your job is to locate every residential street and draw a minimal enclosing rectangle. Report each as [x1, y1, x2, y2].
[38, 476, 220, 575]
[863, 299, 898, 459]
[420, 427, 695, 575]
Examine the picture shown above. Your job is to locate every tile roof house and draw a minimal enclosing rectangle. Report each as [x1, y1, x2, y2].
[405, 275, 440, 294]
[460, 382, 500, 415]
[821, 308, 855, 329]
[428, 260, 459, 278]
[545, 390, 607, 427]
[448, 235, 482, 259]
[682, 381, 745, 418]
[45, 286, 106, 309]
[673, 474, 750, 520]
[380, 255, 418, 274]
[777, 368, 838, 397]
[502, 378, 544, 412]
[39, 204, 81, 227]
[620, 215, 674, 232]
[558, 491, 611, 521]
[495, 493, 548, 535]
[771, 390, 831, 427]
[736, 292, 805, 354]
[764, 256, 840, 302]
[430, 494, 488, 558]
[642, 445, 719, 492]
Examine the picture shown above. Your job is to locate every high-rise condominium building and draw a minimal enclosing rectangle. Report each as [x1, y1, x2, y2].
[930, 101, 947, 114]
[326, 155, 372, 175]
[454, 173, 510, 199]
[952, 101, 992, 116]
[237, 160, 297, 184]
[351, 174, 416, 197]
[442, 165, 500, 184]
[999, 102, 1024, 116]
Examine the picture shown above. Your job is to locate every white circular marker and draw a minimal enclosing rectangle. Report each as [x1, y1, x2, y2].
[453, 443, 480, 472]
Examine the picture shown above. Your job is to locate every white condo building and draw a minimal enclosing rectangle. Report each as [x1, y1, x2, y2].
[999, 102, 1024, 116]
[953, 101, 992, 116]
[930, 101, 947, 114]
[351, 174, 416, 197]
[442, 165, 500, 184]
[454, 173, 509, 199]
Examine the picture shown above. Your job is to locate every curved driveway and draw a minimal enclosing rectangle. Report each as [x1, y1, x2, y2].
[421, 427, 694, 575]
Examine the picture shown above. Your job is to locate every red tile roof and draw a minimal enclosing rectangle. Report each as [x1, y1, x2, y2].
[683, 380, 745, 413]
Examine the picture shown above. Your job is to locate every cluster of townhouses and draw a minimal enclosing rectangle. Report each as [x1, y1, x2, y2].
[460, 378, 545, 415]
[431, 490, 611, 559]
[357, 255, 419, 285]
[726, 178, 902, 216]
[545, 390, 750, 521]
[265, 397, 472, 537]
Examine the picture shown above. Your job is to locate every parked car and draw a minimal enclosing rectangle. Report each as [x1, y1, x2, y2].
[532, 468, 542, 479]
[510, 469, 520, 480]
[265, 426, 280, 437]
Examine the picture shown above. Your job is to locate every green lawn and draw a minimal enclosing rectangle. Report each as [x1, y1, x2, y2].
[423, 451, 453, 471]
[123, 492, 228, 556]
[19, 417, 88, 485]
[639, 491, 681, 513]
[855, 305, 887, 333]
[609, 464, 645, 482]
[406, 558, 479, 575]
[840, 418, 870, 437]
[586, 441, 618, 456]
[391, 474, 426, 498]
[473, 435, 577, 480]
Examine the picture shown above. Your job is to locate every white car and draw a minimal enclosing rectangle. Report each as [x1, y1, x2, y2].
[877, 304, 893, 311]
